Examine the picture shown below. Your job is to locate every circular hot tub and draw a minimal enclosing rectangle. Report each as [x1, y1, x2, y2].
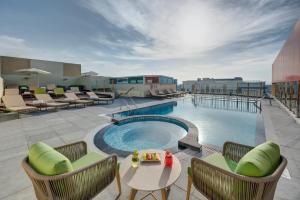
[94, 116, 189, 156]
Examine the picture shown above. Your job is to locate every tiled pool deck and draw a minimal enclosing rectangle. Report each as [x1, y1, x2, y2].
[0, 97, 299, 199]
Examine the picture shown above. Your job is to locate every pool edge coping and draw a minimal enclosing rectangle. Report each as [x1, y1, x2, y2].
[93, 115, 202, 157]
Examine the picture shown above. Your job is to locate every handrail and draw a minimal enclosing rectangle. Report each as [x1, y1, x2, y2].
[252, 99, 262, 113]
[119, 87, 135, 97]
[118, 87, 138, 112]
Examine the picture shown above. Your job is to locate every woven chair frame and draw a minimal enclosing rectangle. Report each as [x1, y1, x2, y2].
[22, 141, 120, 200]
[188, 141, 287, 200]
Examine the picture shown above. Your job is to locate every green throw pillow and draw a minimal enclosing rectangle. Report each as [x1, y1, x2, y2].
[235, 141, 280, 177]
[28, 142, 73, 176]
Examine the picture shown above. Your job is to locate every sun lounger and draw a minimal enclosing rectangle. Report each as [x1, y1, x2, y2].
[4, 88, 19, 96]
[86, 92, 114, 104]
[53, 87, 65, 97]
[160, 89, 176, 97]
[2, 95, 38, 114]
[34, 88, 46, 94]
[64, 92, 94, 107]
[69, 87, 83, 95]
[6, 85, 18, 89]
[167, 89, 181, 97]
[47, 84, 56, 91]
[35, 94, 69, 109]
[170, 88, 185, 96]
[149, 90, 167, 98]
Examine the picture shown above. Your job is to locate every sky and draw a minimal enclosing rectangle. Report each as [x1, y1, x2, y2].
[0, 0, 300, 83]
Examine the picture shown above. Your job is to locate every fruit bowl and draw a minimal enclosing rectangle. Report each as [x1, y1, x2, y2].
[141, 152, 161, 162]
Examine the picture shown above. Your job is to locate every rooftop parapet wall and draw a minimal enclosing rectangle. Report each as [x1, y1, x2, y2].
[272, 18, 300, 83]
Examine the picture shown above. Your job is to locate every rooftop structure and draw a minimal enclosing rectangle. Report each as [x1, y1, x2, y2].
[109, 75, 177, 97]
[272, 18, 300, 118]
[182, 77, 265, 97]
[182, 80, 197, 92]
[0, 56, 81, 87]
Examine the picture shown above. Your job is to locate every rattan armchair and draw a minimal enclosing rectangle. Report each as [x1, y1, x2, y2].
[22, 141, 121, 200]
[186, 141, 287, 200]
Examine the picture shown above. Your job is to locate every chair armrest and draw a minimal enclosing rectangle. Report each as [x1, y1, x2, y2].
[222, 141, 253, 162]
[55, 141, 87, 162]
[48, 155, 118, 198]
[191, 157, 264, 200]
[23, 155, 118, 199]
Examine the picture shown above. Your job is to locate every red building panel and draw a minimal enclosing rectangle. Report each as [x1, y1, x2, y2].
[145, 76, 159, 84]
[272, 18, 300, 83]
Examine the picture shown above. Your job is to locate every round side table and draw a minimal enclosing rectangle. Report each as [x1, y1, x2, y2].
[120, 150, 181, 200]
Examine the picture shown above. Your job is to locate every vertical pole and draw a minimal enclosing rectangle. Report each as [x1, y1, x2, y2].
[247, 82, 250, 97]
[284, 82, 287, 106]
[297, 81, 300, 118]
[280, 83, 283, 102]
[260, 82, 262, 97]
[289, 81, 293, 111]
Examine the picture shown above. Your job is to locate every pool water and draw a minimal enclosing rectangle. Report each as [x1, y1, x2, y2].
[112, 96, 261, 147]
[103, 120, 187, 152]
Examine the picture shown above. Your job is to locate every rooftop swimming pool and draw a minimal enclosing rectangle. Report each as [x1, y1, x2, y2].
[111, 96, 264, 148]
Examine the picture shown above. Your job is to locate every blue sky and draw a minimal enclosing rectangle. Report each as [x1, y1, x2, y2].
[0, 0, 300, 83]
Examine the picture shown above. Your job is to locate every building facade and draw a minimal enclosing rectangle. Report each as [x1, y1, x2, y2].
[182, 77, 265, 97]
[182, 80, 197, 92]
[0, 56, 82, 88]
[109, 75, 177, 97]
[272, 18, 300, 117]
[0, 56, 178, 98]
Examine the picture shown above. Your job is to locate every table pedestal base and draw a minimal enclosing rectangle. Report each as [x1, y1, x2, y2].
[129, 188, 170, 200]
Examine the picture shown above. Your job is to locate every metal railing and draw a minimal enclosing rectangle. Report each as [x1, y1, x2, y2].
[273, 81, 300, 118]
[191, 95, 260, 113]
[118, 87, 138, 113]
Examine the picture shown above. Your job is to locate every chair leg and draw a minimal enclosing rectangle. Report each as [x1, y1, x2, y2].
[116, 170, 122, 196]
[186, 175, 192, 200]
[129, 189, 137, 200]
[161, 188, 167, 200]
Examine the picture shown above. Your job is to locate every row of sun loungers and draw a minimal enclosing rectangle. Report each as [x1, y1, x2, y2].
[0, 88, 114, 115]
[149, 89, 186, 99]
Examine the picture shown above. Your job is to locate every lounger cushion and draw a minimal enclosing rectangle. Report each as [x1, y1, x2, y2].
[203, 153, 237, 172]
[235, 141, 280, 177]
[54, 88, 64, 95]
[29, 142, 73, 175]
[35, 88, 46, 94]
[72, 152, 105, 170]
[7, 106, 37, 112]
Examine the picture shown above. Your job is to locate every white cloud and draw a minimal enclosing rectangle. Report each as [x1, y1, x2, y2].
[0, 35, 34, 57]
[83, 0, 299, 60]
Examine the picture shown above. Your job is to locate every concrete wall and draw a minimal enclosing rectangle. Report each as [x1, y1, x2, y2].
[0, 56, 2, 75]
[0, 77, 3, 101]
[0, 56, 81, 88]
[113, 83, 176, 97]
[30, 59, 63, 86]
[114, 84, 150, 97]
[78, 76, 110, 90]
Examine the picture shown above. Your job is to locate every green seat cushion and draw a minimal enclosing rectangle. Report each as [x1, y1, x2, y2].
[235, 141, 280, 177]
[34, 88, 46, 94]
[72, 152, 105, 170]
[54, 88, 64, 95]
[203, 153, 237, 172]
[28, 142, 73, 176]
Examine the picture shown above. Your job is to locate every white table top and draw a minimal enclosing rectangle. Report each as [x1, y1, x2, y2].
[120, 150, 181, 191]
